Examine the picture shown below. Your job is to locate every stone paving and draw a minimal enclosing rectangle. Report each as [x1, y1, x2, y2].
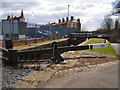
[52, 61, 118, 78]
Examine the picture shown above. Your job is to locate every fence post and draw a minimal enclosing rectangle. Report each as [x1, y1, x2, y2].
[35, 39, 37, 43]
[104, 38, 106, 43]
[8, 49, 18, 64]
[25, 39, 27, 45]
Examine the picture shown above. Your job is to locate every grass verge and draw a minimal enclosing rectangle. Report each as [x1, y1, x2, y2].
[84, 39, 118, 56]
[84, 39, 105, 45]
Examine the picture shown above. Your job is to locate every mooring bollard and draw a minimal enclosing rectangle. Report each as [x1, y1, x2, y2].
[5, 40, 13, 49]
[51, 42, 64, 63]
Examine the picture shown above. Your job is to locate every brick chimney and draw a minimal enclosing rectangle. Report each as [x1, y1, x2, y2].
[7, 15, 10, 20]
[71, 16, 74, 21]
[58, 19, 61, 23]
[66, 17, 69, 21]
[77, 18, 80, 22]
[62, 18, 65, 22]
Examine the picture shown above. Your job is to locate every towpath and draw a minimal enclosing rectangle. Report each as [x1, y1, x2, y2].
[37, 61, 118, 88]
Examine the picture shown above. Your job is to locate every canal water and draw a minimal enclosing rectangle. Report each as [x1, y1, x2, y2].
[0, 36, 32, 89]
[1, 60, 33, 89]
[1, 59, 50, 89]
[0, 37, 49, 89]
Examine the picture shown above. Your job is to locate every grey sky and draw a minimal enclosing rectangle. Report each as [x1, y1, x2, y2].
[1, 0, 116, 31]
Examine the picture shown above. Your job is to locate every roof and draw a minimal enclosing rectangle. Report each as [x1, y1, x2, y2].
[70, 19, 78, 23]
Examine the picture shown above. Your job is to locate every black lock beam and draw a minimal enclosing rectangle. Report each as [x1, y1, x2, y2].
[51, 42, 64, 63]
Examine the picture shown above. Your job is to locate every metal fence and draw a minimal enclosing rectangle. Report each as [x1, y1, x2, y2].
[2, 21, 75, 40]
[1, 20, 75, 47]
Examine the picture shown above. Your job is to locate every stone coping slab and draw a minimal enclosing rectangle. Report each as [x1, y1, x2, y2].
[14, 38, 68, 51]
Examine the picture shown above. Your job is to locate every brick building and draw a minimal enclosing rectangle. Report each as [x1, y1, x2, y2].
[7, 9, 27, 35]
[7, 9, 25, 22]
[6, 9, 27, 35]
[2, 10, 27, 40]
[47, 16, 81, 32]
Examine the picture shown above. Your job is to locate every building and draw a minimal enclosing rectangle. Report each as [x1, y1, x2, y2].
[2, 20, 19, 40]
[47, 16, 81, 32]
[7, 9, 25, 22]
[7, 9, 27, 35]
[2, 10, 27, 40]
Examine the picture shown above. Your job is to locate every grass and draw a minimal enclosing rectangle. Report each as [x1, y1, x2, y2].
[84, 39, 118, 56]
[85, 39, 105, 45]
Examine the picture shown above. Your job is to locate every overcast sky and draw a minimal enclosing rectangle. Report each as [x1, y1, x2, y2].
[1, 0, 116, 31]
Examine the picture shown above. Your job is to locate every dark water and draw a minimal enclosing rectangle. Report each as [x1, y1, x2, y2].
[2, 62, 33, 88]
[1, 60, 49, 89]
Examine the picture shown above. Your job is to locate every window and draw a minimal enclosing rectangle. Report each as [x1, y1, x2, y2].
[73, 24, 75, 28]
[14, 34, 18, 37]
[6, 34, 9, 37]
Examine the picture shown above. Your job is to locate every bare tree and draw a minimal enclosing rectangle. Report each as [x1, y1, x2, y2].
[115, 19, 119, 29]
[112, 1, 120, 29]
[115, 1, 120, 9]
[102, 15, 114, 30]
[112, 1, 120, 14]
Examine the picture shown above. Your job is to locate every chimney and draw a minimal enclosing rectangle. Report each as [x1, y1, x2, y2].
[58, 19, 61, 23]
[66, 17, 69, 21]
[7, 15, 10, 20]
[71, 16, 74, 21]
[62, 18, 65, 22]
[77, 18, 80, 22]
